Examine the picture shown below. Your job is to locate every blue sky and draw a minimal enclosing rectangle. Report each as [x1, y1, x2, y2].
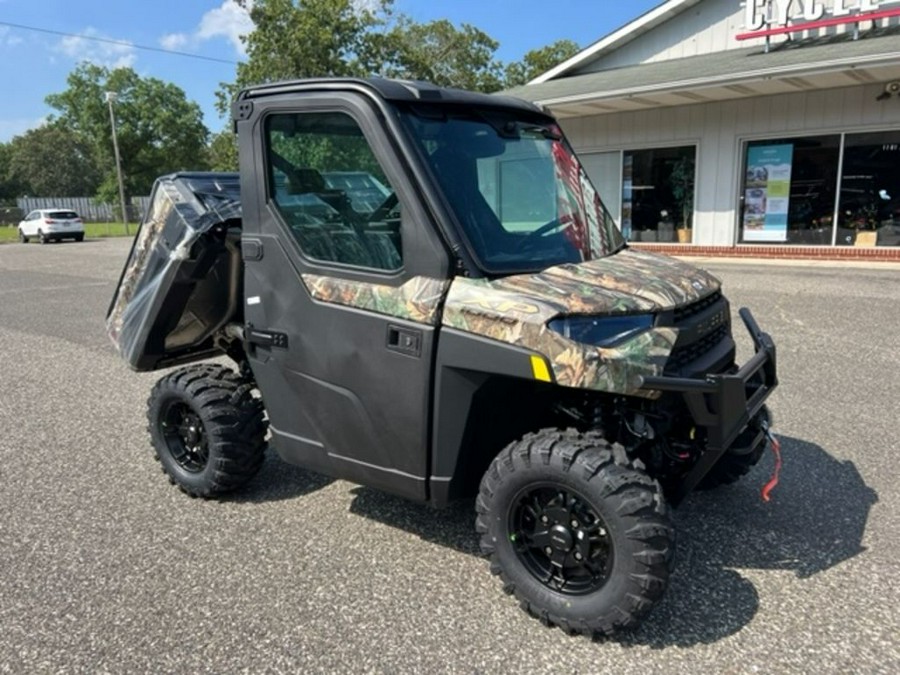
[0, 0, 660, 142]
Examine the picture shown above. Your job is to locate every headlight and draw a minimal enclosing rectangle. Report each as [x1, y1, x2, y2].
[548, 314, 654, 347]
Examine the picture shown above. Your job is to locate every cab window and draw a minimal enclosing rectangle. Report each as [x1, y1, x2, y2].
[264, 111, 402, 272]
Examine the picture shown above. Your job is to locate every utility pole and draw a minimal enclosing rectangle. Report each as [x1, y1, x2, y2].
[105, 92, 130, 235]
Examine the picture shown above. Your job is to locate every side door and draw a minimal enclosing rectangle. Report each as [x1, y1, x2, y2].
[22, 211, 38, 236]
[240, 94, 450, 501]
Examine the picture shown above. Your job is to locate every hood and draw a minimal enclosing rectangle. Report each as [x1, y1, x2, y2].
[445, 249, 720, 325]
[442, 249, 721, 395]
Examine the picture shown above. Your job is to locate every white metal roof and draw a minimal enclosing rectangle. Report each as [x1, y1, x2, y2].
[529, 0, 704, 84]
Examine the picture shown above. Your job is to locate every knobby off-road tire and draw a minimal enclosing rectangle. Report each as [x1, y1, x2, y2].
[476, 429, 674, 637]
[147, 364, 267, 498]
[697, 406, 771, 490]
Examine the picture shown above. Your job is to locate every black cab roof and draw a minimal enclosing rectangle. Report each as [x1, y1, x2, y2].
[234, 77, 543, 120]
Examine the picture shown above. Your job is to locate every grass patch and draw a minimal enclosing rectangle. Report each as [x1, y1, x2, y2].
[0, 222, 136, 243]
[84, 222, 136, 238]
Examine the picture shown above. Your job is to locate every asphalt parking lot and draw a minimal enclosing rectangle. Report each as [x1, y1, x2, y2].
[0, 237, 898, 673]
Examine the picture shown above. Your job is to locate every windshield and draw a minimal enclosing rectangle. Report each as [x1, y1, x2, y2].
[399, 105, 624, 273]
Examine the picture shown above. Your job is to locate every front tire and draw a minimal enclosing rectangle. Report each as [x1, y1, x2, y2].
[147, 364, 267, 498]
[476, 429, 674, 637]
[18, 229, 28, 243]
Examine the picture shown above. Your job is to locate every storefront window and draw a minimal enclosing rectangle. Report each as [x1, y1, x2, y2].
[739, 135, 839, 245]
[836, 131, 900, 247]
[622, 146, 695, 243]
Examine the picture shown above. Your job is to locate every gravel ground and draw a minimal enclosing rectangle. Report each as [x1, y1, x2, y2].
[0, 238, 898, 673]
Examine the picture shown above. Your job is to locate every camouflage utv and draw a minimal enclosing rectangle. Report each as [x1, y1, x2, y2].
[107, 78, 778, 637]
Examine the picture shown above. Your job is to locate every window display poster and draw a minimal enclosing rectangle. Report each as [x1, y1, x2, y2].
[743, 144, 793, 242]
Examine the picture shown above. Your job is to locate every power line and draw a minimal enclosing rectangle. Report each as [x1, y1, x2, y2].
[0, 20, 240, 65]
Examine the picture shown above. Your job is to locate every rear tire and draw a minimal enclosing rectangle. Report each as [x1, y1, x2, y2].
[38, 229, 48, 244]
[75, 233, 84, 242]
[18, 229, 28, 243]
[147, 364, 267, 498]
[476, 429, 674, 637]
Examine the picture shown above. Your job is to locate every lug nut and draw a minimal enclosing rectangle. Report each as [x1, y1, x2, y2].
[574, 552, 583, 561]
[541, 515, 549, 524]
[544, 546, 552, 555]
[571, 520, 579, 528]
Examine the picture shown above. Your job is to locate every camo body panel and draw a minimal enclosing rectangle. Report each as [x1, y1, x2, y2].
[442, 249, 719, 395]
[107, 181, 181, 345]
[301, 274, 449, 325]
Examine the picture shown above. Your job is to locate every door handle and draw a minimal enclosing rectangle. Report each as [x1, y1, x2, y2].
[386, 325, 422, 357]
[247, 328, 289, 349]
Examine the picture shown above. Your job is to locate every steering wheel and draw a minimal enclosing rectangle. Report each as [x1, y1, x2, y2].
[516, 216, 572, 251]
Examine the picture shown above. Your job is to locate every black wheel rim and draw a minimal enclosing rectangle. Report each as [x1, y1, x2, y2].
[508, 484, 613, 595]
[160, 401, 209, 473]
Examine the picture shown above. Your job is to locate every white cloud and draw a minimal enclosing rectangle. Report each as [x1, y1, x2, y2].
[58, 28, 136, 69]
[159, 33, 190, 51]
[161, 1, 253, 58]
[0, 26, 23, 47]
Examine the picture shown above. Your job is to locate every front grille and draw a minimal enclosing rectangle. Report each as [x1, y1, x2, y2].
[673, 290, 722, 324]
[664, 289, 731, 376]
[665, 324, 730, 374]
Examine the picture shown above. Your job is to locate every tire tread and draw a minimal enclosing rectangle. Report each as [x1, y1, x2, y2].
[476, 427, 674, 638]
[147, 363, 267, 498]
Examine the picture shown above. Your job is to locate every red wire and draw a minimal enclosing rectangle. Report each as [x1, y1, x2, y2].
[761, 434, 782, 502]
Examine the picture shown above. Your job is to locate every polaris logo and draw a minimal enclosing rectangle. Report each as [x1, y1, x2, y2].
[697, 308, 728, 335]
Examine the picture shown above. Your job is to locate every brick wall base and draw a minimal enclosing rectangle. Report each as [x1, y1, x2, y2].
[629, 243, 900, 262]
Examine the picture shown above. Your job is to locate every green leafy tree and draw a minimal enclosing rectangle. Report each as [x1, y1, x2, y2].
[503, 39, 581, 88]
[381, 18, 504, 92]
[0, 142, 27, 202]
[218, 0, 512, 113]
[6, 124, 101, 197]
[219, 0, 394, 114]
[46, 63, 209, 200]
[207, 129, 240, 172]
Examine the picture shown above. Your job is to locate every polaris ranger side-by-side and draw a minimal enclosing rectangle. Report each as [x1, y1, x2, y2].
[107, 78, 778, 637]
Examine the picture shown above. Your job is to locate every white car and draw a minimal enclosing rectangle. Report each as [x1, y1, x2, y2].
[18, 208, 85, 244]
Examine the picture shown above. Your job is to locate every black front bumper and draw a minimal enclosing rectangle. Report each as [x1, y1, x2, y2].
[638, 308, 778, 505]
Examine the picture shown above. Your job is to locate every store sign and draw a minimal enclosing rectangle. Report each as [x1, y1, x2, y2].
[742, 144, 793, 242]
[739, 0, 900, 40]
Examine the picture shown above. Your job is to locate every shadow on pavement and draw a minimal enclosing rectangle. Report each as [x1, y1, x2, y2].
[229, 453, 335, 503]
[347, 435, 877, 647]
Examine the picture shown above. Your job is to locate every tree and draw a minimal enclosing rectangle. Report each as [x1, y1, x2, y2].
[46, 63, 209, 200]
[381, 18, 504, 93]
[6, 124, 101, 197]
[207, 129, 239, 172]
[0, 142, 26, 203]
[503, 39, 581, 88]
[219, 0, 393, 114]
[218, 0, 508, 112]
